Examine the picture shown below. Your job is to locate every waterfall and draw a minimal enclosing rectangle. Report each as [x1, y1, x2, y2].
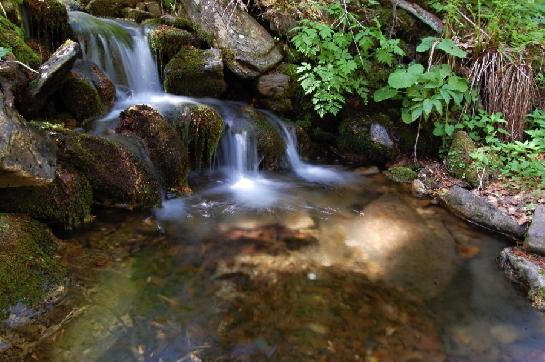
[69, 11, 161, 96]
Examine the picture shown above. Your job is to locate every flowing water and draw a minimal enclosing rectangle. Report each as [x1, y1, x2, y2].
[29, 12, 545, 361]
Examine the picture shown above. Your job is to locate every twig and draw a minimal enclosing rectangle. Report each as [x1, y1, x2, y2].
[2, 60, 39, 73]
[390, 0, 444, 34]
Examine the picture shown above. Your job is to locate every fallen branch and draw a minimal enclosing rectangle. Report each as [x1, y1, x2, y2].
[391, 0, 444, 34]
[1, 60, 38, 74]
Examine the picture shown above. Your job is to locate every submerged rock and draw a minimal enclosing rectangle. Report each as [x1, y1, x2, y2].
[172, 103, 224, 170]
[244, 106, 285, 170]
[0, 214, 64, 315]
[0, 16, 41, 68]
[0, 167, 93, 229]
[163, 46, 226, 98]
[337, 115, 396, 166]
[24, 39, 81, 116]
[447, 131, 484, 188]
[499, 247, 545, 311]
[117, 105, 189, 189]
[441, 186, 526, 239]
[0, 93, 56, 187]
[22, 0, 71, 51]
[180, 0, 282, 78]
[58, 131, 161, 209]
[524, 206, 545, 256]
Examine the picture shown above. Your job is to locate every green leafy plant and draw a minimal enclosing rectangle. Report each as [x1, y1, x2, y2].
[290, 1, 404, 117]
[0, 46, 10, 60]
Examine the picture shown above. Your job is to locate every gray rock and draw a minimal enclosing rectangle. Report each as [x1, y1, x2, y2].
[0, 93, 56, 188]
[370, 122, 394, 149]
[257, 72, 291, 99]
[24, 40, 81, 115]
[180, 0, 282, 78]
[524, 206, 545, 255]
[441, 186, 526, 239]
[412, 179, 428, 199]
[499, 247, 545, 310]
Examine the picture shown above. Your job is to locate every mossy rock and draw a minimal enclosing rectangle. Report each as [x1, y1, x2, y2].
[163, 46, 227, 98]
[85, 0, 126, 17]
[337, 114, 396, 166]
[384, 166, 418, 183]
[174, 104, 224, 170]
[447, 131, 483, 188]
[244, 106, 286, 171]
[148, 25, 198, 75]
[58, 72, 106, 123]
[143, 15, 194, 32]
[58, 131, 162, 209]
[0, 16, 41, 68]
[122, 8, 154, 23]
[71, 59, 116, 107]
[117, 105, 189, 189]
[0, 167, 93, 229]
[0, 214, 64, 315]
[23, 0, 71, 50]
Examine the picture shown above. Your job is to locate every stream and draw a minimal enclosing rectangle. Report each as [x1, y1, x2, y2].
[28, 11, 545, 361]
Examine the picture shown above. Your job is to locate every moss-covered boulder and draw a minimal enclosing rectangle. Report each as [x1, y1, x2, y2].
[148, 25, 198, 73]
[58, 131, 162, 209]
[71, 59, 116, 107]
[85, 0, 127, 17]
[23, 0, 71, 51]
[337, 115, 397, 166]
[58, 73, 106, 123]
[122, 8, 154, 23]
[0, 16, 41, 68]
[384, 166, 418, 183]
[173, 104, 224, 170]
[244, 106, 285, 170]
[117, 105, 189, 189]
[447, 131, 484, 188]
[0, 167, 93, 229]
[0, 214, 64, 315]
[163, 46, 227, 98]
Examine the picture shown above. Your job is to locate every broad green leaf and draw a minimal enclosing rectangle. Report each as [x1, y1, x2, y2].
[373, 86, 398, 102]
[411, 107, 423, 122]
[402, 108, 412, 123]
[408, 63, 425, 75]
[388, 70, 418, 89]
[423, 99, 433, 117]
[437, 39, 467, 58]
[447, 76, 469, 92]
[0, 47, 11, 60]
[416, 37, 437, 53]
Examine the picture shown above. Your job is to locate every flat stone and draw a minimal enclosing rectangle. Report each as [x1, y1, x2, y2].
[24, 40, 81, 115]
[524, 205, 545, 255]
[441, 186, 526, 239]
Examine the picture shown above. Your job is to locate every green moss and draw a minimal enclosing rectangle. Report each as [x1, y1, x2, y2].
[447, 131, 482, 188]
[175, 104, 224, 170]
[0, 16, 41, 67]
[245, 107, 286, 170]
[337, 115, 395, 165]
[384, 166, 418, 183]
[0, 167, 93, 229]
[122, 8, 153, 23]
[60, 73, 106, 123]
[163, 46, 227, 98]
[0, 214, 64, 315]
[148, 25, 197, 76]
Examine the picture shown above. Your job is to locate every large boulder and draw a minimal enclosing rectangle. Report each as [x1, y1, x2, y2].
[172, 103, 224, 170]
[447, 131, 484, 188]
[86, 0, 127, 17]
[524, 206, 545, 256]
[0, 16, 41, 68]
[117, 105, 189, 189]
[0, 214, 64, 315]
[22, 0, 71, 51]
[180, 0, 282, 78]
[163, 46, 226, 98]
[337, 115, 396, 166]
[0, 94, 56, 188]
[70, 59, 115, 107]
[441, 186, 526, 239]
[57, 131, 162, 209]
[0, 167, 93, 229]
[24, 39, 81, 116]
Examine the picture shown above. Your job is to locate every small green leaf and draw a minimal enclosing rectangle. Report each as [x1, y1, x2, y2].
[0, 47, 11, 60]
[416, 37, 437, 53]
[373, 86, 398, 102]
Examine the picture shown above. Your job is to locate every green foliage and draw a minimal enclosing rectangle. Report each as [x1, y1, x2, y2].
[290, 1, 404, 117]
[416, 37, 467, 58]
[456, 110, 545, 188]
[374, 64, 474, 125]
[0, 46, 10, 60]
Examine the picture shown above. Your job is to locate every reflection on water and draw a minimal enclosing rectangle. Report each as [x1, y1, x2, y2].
[36, 172, 545, 361]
